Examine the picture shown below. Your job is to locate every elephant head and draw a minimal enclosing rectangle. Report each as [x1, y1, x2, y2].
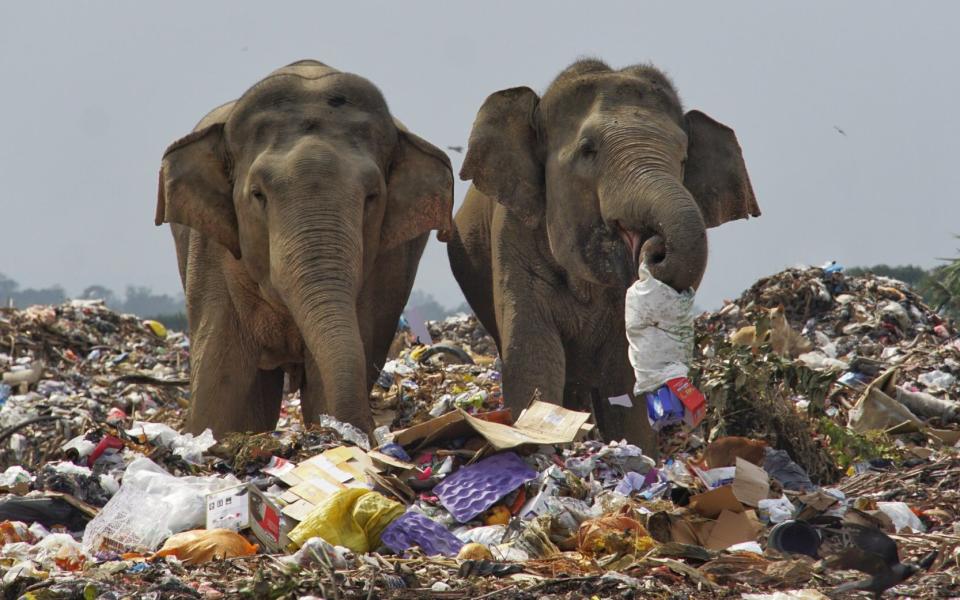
[461, 59, 758, 292]
[155, 60, 453, 427]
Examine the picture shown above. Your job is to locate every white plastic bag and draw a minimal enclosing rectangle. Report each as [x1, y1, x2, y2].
[124, 422, 216, 464]
[625, 265, 695, 394]
[877, 501, 925, 533]
[82, 457, 239, 553]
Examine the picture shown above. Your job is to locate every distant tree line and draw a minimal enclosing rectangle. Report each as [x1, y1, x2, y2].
[0, 273, 468, 332]
[1, 272, 187, 330]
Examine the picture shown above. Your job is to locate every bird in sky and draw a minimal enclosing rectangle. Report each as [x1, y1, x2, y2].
[833, 125, 847, 136]
[446, 145, 464, 153]
[826, 523, 937, 598]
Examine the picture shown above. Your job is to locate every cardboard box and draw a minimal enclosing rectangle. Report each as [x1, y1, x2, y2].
[205, 484, 291, 552]
[667, 377, 707, 428]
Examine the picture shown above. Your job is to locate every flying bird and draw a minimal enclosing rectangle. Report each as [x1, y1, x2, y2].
[833, 125, 847, 136]
[447, 145, 464, 153]
[826, 523, 937, 598]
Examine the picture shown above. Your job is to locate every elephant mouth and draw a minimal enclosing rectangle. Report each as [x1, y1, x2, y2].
[616, 224, 643, 270]
[614, 222, 667, 282]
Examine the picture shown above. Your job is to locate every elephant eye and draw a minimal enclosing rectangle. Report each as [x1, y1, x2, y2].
[251, 186, 266, 203]
[364, 191, 379, 204]
[578, 138, 598, 158]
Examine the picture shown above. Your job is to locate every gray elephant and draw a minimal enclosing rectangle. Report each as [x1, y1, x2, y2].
[448, 59, 759, 454]
[155, 60, 453, 437]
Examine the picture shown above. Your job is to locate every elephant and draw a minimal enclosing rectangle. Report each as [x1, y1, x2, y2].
[155, 60, 453, 438]
[448, 59, 759, 456]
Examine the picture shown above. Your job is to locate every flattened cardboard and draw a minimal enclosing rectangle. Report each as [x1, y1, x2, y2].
[460, 401, 591, 450]
[690, 458, 770, 518]
[798, 490, 840, 512]
[690, 486, 745, 519]
[929, 428, 960, 446]
[389, 410, 474, 448]
[704, 509, 762, 550]
[731, 458, 770, 507]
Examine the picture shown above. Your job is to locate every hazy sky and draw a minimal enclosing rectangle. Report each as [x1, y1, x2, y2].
[2, 2, 958, 310]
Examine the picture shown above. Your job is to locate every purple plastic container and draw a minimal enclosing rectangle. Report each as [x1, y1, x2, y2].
[433, 452, 537, 523]
[380, 510, 464, 557]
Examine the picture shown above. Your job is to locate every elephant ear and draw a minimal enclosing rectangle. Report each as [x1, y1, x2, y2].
[381, 121, 454, 250]
[683, 110, 760, 228]
[460, 87, 544, 228]
[155, 123, 240, 258]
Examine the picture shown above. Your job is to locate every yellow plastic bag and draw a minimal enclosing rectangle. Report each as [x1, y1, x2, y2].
[153, 529, 258, 565]
[143, 320, 168, 339]
[287, 489, 404, 553]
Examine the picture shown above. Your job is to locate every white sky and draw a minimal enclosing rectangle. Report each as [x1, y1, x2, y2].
[2, 1, 958, 309]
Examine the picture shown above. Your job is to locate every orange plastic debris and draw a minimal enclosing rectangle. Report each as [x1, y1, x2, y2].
[153, 529, 258, 565]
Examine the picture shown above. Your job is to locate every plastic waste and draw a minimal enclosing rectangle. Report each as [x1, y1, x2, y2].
[876, 501, 925, 533]
[458, 542, 494, 560]
[0, 521, 33, 544]
[281, 536, 356, 570]
[625, 264, 695, 394]
[82, 457, 240, 553]
[287, 488, 404, 552]
[917, 369, 956, 391]
[34, 532, 89, 571]
[2, 560, 40, 587]
[879, 301, 912, 331]
[895, 386, 960, 422]
[124, 421, 216, 464]
[153, 529, 258, 565]
[757, 496, 797, 524]
[645, 385, 684, 430]
[2, 362, 43, 388]
[143, 320, 168, 339]
[381, 510, 464, 557]
[434, 452, 536, 523]
[0, 496, 91, 531]
[763, 449, 816, 492]
[0, 465, 32, 488]
[577, 509, 655, 556]
[454, 524, 508, 547]
[317, 415, 371, 450]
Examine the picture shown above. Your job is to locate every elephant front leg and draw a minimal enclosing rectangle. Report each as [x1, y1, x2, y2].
[592, 391, 659, 461]
[499, 313, 566, 415]
[186, 311, 284, 437]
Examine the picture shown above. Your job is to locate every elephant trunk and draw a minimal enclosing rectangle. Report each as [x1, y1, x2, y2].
[602, 170, 708, 293]
[597, 116, 708, 292]
[273, 196, 371, 432]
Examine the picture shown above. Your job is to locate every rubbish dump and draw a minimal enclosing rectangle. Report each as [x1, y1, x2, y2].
[0, 265, 958, 598]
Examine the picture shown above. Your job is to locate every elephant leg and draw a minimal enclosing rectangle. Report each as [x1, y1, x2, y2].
[358, 235, 428, 392]
[186, 307, 280, 437]
[299, 348, 327, 427]
[448, 188, 500, 349]
[499, 313, 566, 415]
[592, 391, 659, 461]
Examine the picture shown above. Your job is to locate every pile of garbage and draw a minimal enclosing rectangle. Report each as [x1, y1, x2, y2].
[0, 266, 958, 599]
[426, 313, 498, 361]
[0, 301, 190, 472]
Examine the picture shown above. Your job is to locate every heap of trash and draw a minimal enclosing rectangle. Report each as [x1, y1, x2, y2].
[1, 265, 959, 599]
